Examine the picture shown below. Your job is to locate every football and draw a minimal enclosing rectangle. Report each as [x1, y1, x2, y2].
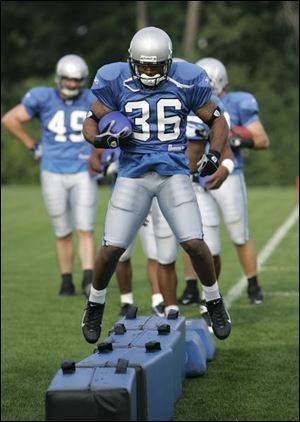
[98, 111, 133, 137]
[229, 125, 252, 139]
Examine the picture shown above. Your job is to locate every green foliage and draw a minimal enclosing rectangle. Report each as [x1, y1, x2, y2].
[1, 1, 299, 185]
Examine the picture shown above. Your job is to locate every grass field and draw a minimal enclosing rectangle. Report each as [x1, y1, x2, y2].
[1, 184, 299, 421]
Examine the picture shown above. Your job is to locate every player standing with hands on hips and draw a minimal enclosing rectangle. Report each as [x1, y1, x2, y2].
[2, 55, 98, 298]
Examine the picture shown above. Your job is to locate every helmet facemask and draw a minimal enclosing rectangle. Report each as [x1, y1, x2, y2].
[56, 77, 86, 98]
[128, 58, 172, 87]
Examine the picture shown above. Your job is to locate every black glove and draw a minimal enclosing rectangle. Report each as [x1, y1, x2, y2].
[93, 121, 130, 149]
[197, 150, 221, 176]
[229, 134, 254, 150]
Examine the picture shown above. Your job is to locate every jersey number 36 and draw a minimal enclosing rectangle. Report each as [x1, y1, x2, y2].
[125, 99, 181, 142]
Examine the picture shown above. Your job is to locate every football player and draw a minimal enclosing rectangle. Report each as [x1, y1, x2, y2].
[2, 54, 98, 297]
[178, 57, 270, 307]
[81, 27, 232, 344]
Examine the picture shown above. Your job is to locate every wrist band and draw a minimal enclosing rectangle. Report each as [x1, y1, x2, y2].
[221, 158, 234, 174]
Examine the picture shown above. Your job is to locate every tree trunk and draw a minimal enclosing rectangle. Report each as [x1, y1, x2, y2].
[182, 1, 201, 59]
[136, 1, 147, 30]
[281, 1, 299, 55]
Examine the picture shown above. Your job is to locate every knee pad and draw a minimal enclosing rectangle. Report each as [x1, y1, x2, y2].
[156, 235, 178, 264]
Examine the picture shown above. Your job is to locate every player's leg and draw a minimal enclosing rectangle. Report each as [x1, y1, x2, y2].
[151, 198, 179, 316]
[116, 242, 135, 316]
[82, 176, 154, 343]
[213, 173, 263, 304]
[41, 171, 75, 295]
[71, 171, 98, 297]
[179, 182, 221, 312]
[157, 174, 231, 340]
[55, 234, 74, 295]
[235, 240, 263, 303]
[139, 206, 165, 316]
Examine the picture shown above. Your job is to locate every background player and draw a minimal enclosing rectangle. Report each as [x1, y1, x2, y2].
[2, 54, 98, 297]
[178, 57, 270, 306]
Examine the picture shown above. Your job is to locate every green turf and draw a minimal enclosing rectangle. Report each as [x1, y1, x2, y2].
[1, 185, 299, 421]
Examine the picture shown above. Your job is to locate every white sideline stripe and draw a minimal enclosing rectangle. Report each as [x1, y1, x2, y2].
[264, 291, 299, 297]
[224, 206, 299, 309]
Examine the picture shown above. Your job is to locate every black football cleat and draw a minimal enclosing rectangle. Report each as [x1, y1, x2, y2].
[119, 303, 137, 317]
[177, 286, 200, 305]
[247, 285, 264, 305]
[151, 301, 165, 317]
[82, 301, 105, 344]
[206, 296, 231, 340]
[59, 279, 75, 296]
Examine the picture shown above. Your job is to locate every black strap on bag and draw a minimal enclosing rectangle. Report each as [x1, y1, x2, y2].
[115, 358, 129, 374]
[157, 324, 171, 335]
[145, 341, 161, 352]
[96, 342, 113, 353]
[61, 360, 76, 374]
[113, 323, 127, 334]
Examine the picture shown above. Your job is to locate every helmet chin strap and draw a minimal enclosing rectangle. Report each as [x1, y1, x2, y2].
[140, 73, 165, 87]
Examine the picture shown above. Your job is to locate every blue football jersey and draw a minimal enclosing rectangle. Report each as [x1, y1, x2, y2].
[221, 91, 259, 170]
[22, 87, 96, 173]
[91, 61, 212, 177]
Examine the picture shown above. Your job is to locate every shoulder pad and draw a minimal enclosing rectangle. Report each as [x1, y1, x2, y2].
[26, 87, 52, 103]
[229, 91, 257, 104]
[96, 62, 127, 82]
[173, 62, 208, 83]
[237, 92, 258, 111]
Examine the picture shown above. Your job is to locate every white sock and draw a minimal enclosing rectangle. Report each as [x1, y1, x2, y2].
[152, 293, 164, 307]
[164, 305, 180, 315]
[203, 282, 221, 302]
[89, 287, 106, 304]
[120, 292, 134, 305]
[200, 289, 206, 301]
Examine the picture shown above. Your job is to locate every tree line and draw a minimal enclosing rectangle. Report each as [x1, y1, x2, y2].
[1, 1, 299, 185]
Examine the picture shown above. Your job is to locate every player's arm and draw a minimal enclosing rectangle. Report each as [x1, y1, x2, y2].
[83, 99, 112, 144]
[88, 147, 104, 173]
[186, 141, 206, 174]
[205, 140, 235, 190]
[195, 99, 229, 176]
[246, 120, 270, 149]
[1, 104, 36, 150]
[195, 99, 229, 154]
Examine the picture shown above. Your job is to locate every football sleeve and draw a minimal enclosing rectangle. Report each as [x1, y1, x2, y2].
[239, 93, 260, 127]
[21, 87, 46, 117]
[91, 63, 120, 110]
[189, 70, 212, 112]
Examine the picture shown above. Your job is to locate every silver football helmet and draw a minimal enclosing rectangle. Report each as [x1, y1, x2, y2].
[196, 58, 228, 96]
[55, 54, 89, 98]
[128, 26, 172, 87]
